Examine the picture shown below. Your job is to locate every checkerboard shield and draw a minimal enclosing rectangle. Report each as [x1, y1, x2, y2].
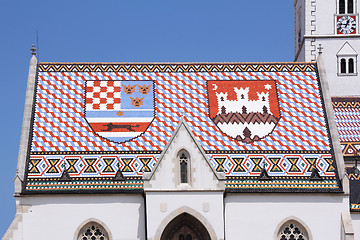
[85, 80, 154, 143]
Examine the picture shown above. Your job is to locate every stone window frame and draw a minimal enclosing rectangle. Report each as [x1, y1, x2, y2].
[74, 219, 112, 240]
[338, 56, 358, 76]
[177, 149, 192, 187]
[275, 217, 312, 240]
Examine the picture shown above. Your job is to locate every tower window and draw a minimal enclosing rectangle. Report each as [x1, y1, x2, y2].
[339, 57, 357, 75]
[338, 0, 355, 14]
[339, 0, 345, 14]
[349, 58, 355, 73]
[348, 0, 354, 13]
[341, 58, 347, 73]
[337, 42, 358, 75]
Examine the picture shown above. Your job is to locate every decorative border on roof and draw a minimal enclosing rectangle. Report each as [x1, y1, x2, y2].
[38, 63, 316, 73]
[340, 142, 360, 157]
[30, 150, 331, 155]
[351, 204, 360, 212]
[226, 178, 340, 192]
[332, 97, 360, 108]
[25, 177, 143, 193]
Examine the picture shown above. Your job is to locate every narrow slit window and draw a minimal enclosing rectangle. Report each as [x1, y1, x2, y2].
[349, 58, 355, 73]
[339, 0, 346, 14]
[348, 0, 354, 13]
[341, 58, 347, 73]
[180, 153, 188, 183]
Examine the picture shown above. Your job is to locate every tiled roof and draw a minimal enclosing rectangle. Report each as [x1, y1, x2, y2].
[332, 97, 360, 157]
[346, 167, 360, 212]
[24, 63, 341, 193]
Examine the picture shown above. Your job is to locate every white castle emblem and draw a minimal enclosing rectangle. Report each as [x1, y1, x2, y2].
[211, 85, 280, 143]
[216, 87, 271, 115]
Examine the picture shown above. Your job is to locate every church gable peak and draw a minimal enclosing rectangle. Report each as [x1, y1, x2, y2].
[143, 118, 225, 191]
[337, 42, 358, 56]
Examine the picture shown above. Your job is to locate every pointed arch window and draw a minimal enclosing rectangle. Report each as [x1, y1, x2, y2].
[180, 153, 188, 183]
[78, 222, 109, 240]
[277, 221, 309, 240]
[178, 150, 190, 184]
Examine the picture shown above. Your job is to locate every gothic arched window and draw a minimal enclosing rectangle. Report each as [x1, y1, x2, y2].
[278, 221, 309, 240]
[78, 222, 109, 240]
[178, 151, 190, 184]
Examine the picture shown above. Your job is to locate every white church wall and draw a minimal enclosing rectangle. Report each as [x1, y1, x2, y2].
[351, 214, 360, 239]
[145, 192, 224, 240]
[225, 193, 348, 240]
[314, 0, 337, 35]
[16, 194, 145, 240]
[315, 38, 360, 96]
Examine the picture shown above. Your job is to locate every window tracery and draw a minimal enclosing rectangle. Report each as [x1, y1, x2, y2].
[278, 222, 308, 240]
[180, 153, 188, 183]
[78, 223, 108, 240]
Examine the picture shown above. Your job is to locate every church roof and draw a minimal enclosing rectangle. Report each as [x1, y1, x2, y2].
[346, 166, 360, 212]
[24, 62, 341, 194]
[332, 97, 360, 157]
[333, 96, 360, 211]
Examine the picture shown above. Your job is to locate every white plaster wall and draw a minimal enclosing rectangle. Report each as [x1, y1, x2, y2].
[314, 38, 360, 96]
[352, 214, 360, 240]
[146, 192, 224, 240]
[314, 0, 337, 35]
[225, 193, 348, 240]
[17, 194, 145, 240]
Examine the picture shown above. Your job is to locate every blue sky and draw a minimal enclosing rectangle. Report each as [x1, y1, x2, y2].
[0, 0, 294, 236]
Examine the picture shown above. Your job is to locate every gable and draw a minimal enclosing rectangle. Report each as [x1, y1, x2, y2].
[337, 42, 358, 56]
[143, 119, 225, 191]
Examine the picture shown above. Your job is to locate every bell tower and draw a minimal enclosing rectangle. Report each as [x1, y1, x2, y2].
[294, 0, 360, 96]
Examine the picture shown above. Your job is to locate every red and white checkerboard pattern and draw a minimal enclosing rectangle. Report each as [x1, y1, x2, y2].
[86, 80, 121, 111]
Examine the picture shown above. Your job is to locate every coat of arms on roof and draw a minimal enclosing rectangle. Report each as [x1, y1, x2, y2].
[85, 80, 154, 143]
[208, 80, 280, 143]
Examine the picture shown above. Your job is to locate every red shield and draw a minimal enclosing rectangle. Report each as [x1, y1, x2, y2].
[208, 80, 280, 143]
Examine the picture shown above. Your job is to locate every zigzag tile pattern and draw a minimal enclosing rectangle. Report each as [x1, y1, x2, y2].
[332, 97, 360, 156]
[32, 70, 330, 152]
[24, 63, 341, 192]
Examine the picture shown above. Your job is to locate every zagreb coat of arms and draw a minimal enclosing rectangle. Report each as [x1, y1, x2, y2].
[85, 80, 154, 143]
[208, 80, 281, 143]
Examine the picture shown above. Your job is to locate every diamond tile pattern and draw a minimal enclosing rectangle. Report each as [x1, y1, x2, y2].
[32, 70, 330, 152]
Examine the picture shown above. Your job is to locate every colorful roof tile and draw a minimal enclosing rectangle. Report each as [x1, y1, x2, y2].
[24, 63, 341, 193]
[332, 97, 360, 157]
